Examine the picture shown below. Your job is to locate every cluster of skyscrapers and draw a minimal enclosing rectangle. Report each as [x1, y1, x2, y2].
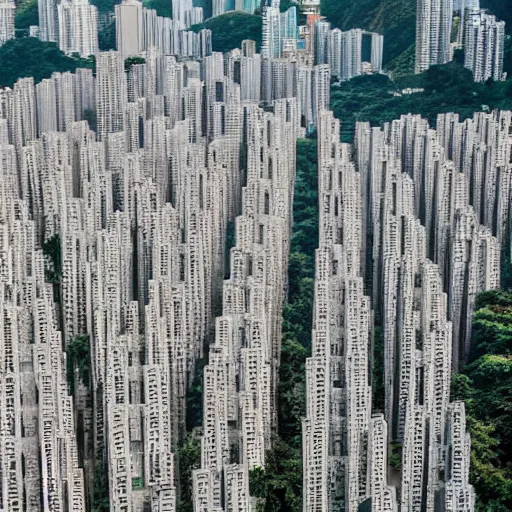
[171, 0, 203, 29]
[0, 1, 511, 512]
[261, 3, 383, 81]
[0, 35, 324, 510]
[0, 0, 507, 84]
[315, 22, 384, 80]
[461, 5, 506, 82]
[115, 0, 210, 60]
[303, 106, 509, 511]
[416, 0, 506, 81]
[261, 2, 300, 59]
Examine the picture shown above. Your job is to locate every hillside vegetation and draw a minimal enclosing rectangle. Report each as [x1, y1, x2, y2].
[321, 0, 416, 67]
[321, 0, 511, 75]
[452, 291, 512, 511]
[480, 0, 512, 28]
[248, 137, 318, 512]
[190, 11, 262, 53]
[330, 63, 512, 142]
[15, 0, 38, 33]
[0, 38, 94, 88]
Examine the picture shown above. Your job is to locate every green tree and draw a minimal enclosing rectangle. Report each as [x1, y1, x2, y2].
[66, 335, 91, 394]
[389, 443, 403, 471]
[321, 0, 416, 64]
[176, 433, 201, 512]
[15, 0, 38, 34]
[249, 439, 302, 512]
[0, 38, 94, 88]
[190, 12, 262, 53]
[43, 233, 62, 283]
[330, 63, 512, 144]
[253, 137, 318, 511]
[186, 357, 207, 431]
[471, 306, 512, 360]
[191, 0, 211, 18]
[480, 0, 512, 31]
[279, 0, 297, 12]
[83, 108, 98, 132]
[90, 0, 115, 14]
[452, 291, 512, 510]
[98, 19, 116, 51]
[143, 0, 171, 17]
[91, 460, 110, 512]
[277, 338, 307, 447]
[125, 56, 146, 72]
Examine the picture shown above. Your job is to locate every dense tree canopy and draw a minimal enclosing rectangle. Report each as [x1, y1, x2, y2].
[176, 433, 201, 512]
[249, 439, 302, 512]
[190, 11, 262, 53]
[99, 19, 116, 51]
[192, 0, 211, 19]
[330, 63, 512, 142]
[481, 0, 512, 30]
[0, 38, 94, 88]
[90, 0, 117, 14]
[453, 291, 512, 511]
[279, 0, 298, 12]
[321, 0, 416, 65]
[143, 0, 171, 18]
[15, 0, 38, 33]
[321, 0, 510, 72]
[248, 138, 318, 511]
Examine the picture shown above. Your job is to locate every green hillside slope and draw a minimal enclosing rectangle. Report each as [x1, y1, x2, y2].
[321, 0, 510, 75]
[321, 0, 416, 66]
[190, 12, 262, 53]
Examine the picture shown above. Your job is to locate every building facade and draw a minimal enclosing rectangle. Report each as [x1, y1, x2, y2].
[415, 0, 454, 73]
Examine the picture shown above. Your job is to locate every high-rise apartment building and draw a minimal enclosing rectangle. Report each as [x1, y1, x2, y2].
[262, 6, 281, 59]
[0, 0, 15, 46]
[2, 18, 510, 512]
[95, 51, 127, 140]
[262, 5, 299, 59]
[326, 27, 384, 79]
[192, 97, 299, 512]
[235, 0, 259, 13]
[172, 0, 192, 27]
[58, 0, 99, 57]
[38, 0, 59, 41]
[464, 9, 505, 81]
[212, 0, 232, 18]
[456, 0, 481, 45]
[303, 105, 483, 511]
[116, 0, 143, 57]
[171, 0, 201, 28]
[415, 0, 454, 73]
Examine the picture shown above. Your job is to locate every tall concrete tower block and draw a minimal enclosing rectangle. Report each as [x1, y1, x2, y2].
[115, 0, 143, 57]
[0, 0, 15, 46]
[415, 0, 454, 73]
[58, 0, 99, 57]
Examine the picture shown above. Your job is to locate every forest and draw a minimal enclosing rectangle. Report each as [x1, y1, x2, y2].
[190, 12, 262, 53]
[452, 291, 512, 511]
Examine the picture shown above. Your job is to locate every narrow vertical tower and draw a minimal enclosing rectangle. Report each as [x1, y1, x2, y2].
[95, 51, 127, 141]
[38, 0, 59, 41]
[415, 0, 454, 73]
[58, 0, 99, 58]
[115, 0, 143, 58]
[0, 0, 15, 46]
[172, 0, 192, 28]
